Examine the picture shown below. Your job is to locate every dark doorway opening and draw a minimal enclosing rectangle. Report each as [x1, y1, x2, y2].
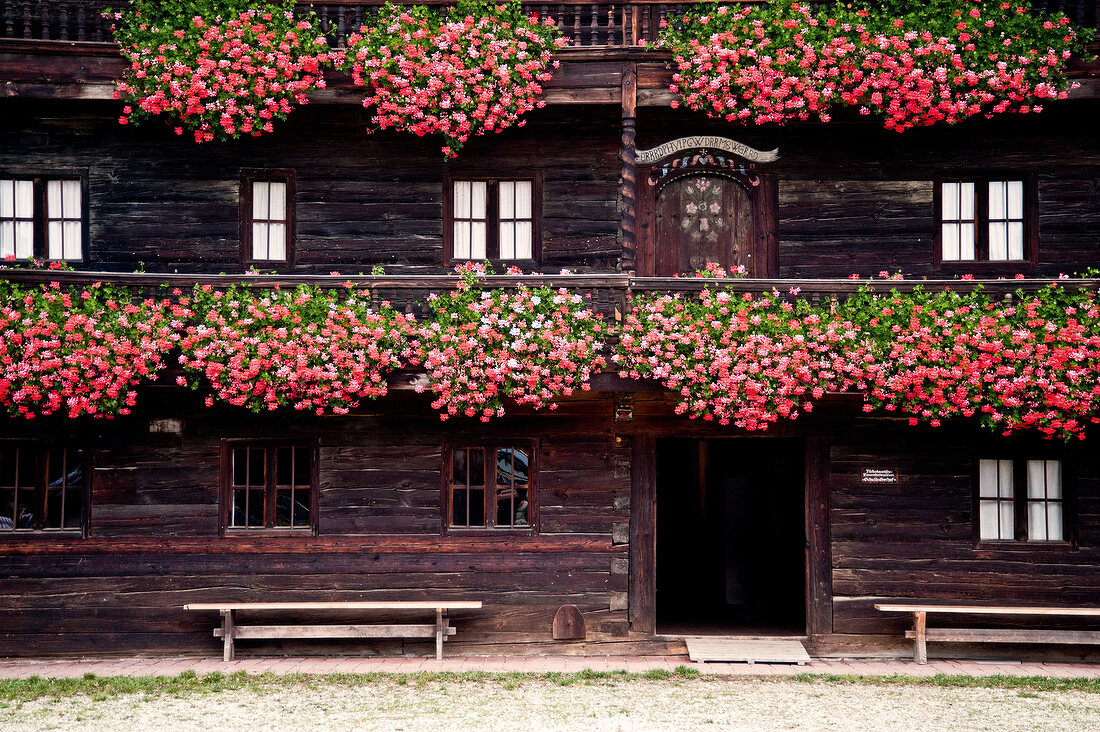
[656, 438, 806, 635]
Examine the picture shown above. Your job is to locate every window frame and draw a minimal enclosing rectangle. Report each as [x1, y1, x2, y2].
[441, 438, 539, 535]
[443, 172, 542, 266]
[973, 455, 1076, 547]
[219, 439, 319, 537]
[0, 441, 91, 539]
[933, 173, 1039, 272]
[0, 171, 87, 263]
[239, 168, 296, 269]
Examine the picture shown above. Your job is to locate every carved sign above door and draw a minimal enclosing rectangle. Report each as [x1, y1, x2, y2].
[635, 136, 780, 165]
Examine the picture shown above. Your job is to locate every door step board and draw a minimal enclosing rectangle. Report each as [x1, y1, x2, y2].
[685, 636, 812, 665]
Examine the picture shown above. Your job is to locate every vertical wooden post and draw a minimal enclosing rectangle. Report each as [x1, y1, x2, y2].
[914, 611, 927, 664]
[620, 62, 638, 273]
[629, 435, 656, 633]
[805, 438, 833, 639]
[221, 609, 235, 662]
[435, 608, 445, 660]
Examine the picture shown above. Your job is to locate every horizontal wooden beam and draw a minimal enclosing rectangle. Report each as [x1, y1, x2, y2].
[877, 604, 1100, 616]
[906, 629, 1100, 644]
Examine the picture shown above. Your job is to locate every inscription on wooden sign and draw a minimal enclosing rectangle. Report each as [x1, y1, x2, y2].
[635, 136, 780, 165]
[862, 468, 899, 485]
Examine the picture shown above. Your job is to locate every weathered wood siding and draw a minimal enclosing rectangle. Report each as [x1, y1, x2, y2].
[0, 100, 622, 275]
[0, 391, 633, 657]
[829, 422, 1100, 640]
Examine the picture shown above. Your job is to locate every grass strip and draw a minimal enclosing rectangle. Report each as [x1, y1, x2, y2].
[793, 672, 1100, 694]
[0, 665, 701, 703]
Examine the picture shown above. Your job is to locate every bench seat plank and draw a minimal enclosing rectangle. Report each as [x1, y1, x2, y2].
[875, 604, 1100, 616]
[185, 601, 483, 611]
[215, 624, 458, 640]
[905, 629, 1100, 644]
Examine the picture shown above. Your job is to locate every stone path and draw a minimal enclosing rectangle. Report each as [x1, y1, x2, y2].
[1, 655, 1099, 679]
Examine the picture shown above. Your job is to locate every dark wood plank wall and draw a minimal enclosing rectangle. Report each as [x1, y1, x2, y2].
[0, 100, 622, 274]
[0, 391, 634, 657]
[829, 422, 1100, 640]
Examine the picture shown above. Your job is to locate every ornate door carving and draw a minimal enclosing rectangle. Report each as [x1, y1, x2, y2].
[654, 174, 753, 276]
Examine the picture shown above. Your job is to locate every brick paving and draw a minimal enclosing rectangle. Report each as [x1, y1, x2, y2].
[1, 655, 1100, 680]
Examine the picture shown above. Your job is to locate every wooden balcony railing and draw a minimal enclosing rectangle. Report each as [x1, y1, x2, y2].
[4, 1, 1097, 49]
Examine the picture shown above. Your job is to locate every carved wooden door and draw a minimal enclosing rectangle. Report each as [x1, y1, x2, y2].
[654, 175, 754, 277]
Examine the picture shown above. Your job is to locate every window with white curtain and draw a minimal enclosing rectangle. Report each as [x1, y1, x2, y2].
[978, 458, 1065, 542]
[449, 178, 536, 262]
[939, 178, 1028, 263]
[241, 171, 293, 265]
[1, 177, 83, 261]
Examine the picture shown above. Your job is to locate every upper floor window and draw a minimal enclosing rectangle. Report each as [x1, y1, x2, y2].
[0, 444, 87, 535]
[977, 458, 1066, 543]
[937, 177, 1034, 265]
[0, 177, 84, 261]
[446, 441, 536, 531]
[240, 170, 294, 265]
[446, 176, 540, 263]
[222, 442, 316, 534]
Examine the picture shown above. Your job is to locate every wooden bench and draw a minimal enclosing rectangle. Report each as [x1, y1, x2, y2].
[875, 604, 1100, 664]
[184, 601, 483, 661]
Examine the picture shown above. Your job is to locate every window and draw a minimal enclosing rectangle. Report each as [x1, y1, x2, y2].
[0, 176, 84, 261]
[221, 443, 316, 534]
[240, 170, 294, 264]
[445, 176, 540, 262]
[0, 444, 88, 534]
[445, 441, 536, 531]
[977, 458, 1066, 542]
[936, 176, 1035, 265]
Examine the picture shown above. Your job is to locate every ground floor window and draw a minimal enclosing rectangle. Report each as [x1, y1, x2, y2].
[978, 458, 1066, 542]
[445, 441, 536, 531]
[222, 442, 317, 534]
[0, 444, 87, 534]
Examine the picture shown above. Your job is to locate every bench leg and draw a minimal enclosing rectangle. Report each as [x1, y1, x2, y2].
[436, 609, 445, 660]
[222, 609, 235, 662]
[913, 611, 927, 665]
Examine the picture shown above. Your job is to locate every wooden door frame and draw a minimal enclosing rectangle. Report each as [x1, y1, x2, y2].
[629, 436, 831, 638]
[636, 159, 778, 277]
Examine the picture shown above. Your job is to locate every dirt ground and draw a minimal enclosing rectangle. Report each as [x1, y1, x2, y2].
[2, 676, 1099, 731]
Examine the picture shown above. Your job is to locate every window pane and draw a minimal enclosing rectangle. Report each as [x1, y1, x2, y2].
[13, 180, 31, 217]
[941, 182, 959, 220]
[468, 448, 484, 486]
[958, 182, 974, 219]
[1047, 503, 1064, 541]
[15, 222, 32, 258]
[267, 223, 286, 261]
[249, 448, 266, 487]
[452, 448, 469, 486]
[999, 501, 1014, 539]
[1007, 222, 1024, 261]
[959, 223, 975, 260]
[499, 448, 528, 485]
[47, 180, 62, 218]
[454, 220, 471, 259]
[62, 180, 80, 218]
[1007, 180, 1023, 219]
[231, 488, 247, 527]
[514, 181, 532, 219]
[294, 447, 310, 485]
[979, 500, 1000, 540]
[942, 224, 960, 261]
[998, 460, 1014, 498]
[499, 180, 515, 219]
[0, 222, 12, 257]
[0, 179, 12, 218]
[1028, 502, 1047, 541]
[1027, 460, 1046, 499]
[252, 181, 270, 220]
[468, 488, 484, 526]
[62, 221, 81, 260]
[471, 182, 487, 222]
[979, 459, 998, 497]
[276, 447, 292, 486]
[499, 221, 515, 260]
[470, 222, 487, 259]
[452, 486, 468, 527]
[1046, 461, 1062, 499]
[454, 181, 471, 219]
[252, 222, 269, 260]
[514, 221, 532, 259]
[247, 488, 265, 527]
[232, 448, 248, 486]
[988, 221, 1007, 261]
[268, 182, 286, 221]
[988, 180, 1006, 219]
[276, 487, 292, 527]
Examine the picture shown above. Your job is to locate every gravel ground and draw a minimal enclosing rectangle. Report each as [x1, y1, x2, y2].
[2, 677, 1099, 731]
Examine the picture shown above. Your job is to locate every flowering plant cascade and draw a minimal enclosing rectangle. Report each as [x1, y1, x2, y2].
[618, 271, 1100, 440]
[340, 1, 566, 157]
[660, 0, 1088, 130]
[105, 0, 333, 142]
[0, 274, 177, 419]
[415, 263, 607, 420]
[176, 283, 416, 414]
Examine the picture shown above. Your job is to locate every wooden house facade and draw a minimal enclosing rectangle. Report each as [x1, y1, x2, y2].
[1, 0, 1100, 659]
